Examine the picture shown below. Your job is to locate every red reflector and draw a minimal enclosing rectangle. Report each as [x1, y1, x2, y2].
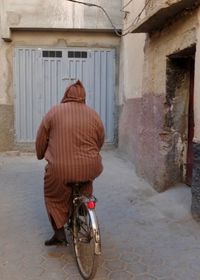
[87, 201, 96, 209]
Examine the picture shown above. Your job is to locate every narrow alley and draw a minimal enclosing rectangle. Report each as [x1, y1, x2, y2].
[0, 149, 200, 280]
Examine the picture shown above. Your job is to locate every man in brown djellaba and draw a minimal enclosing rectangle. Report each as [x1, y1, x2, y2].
[36, 80, 105, 245]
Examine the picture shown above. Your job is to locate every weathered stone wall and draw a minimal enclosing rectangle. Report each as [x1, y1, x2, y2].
[119, 93, 170, 191]
[145, 0, 166, 15]
[0, 105, 14, 151]
[145, 0, 196, 16]
[141, 11, 198, 190]
[119, 8, 198, 191]
[0, 34, 14, 151]
[0, 39, 13, 105]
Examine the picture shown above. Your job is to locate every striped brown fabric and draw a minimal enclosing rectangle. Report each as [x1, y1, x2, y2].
[36, 80, 105, 229]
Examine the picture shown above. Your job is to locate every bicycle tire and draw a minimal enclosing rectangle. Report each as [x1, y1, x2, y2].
[72, 202, 101, 280]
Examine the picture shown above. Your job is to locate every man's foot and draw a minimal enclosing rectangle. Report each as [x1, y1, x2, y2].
[44, 234, 68, 246]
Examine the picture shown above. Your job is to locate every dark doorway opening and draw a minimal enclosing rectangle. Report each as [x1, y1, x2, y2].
[166, 45, 195, 186]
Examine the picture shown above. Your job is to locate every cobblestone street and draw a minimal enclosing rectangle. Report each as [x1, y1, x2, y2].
[0, 149, 200, 280]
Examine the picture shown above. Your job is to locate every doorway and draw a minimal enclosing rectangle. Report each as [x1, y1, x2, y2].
[166, 45, 195, 186]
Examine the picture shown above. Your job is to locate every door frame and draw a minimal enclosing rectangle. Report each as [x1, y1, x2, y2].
[186, 58, 195, 186]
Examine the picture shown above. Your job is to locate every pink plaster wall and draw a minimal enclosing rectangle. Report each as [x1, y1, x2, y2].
[119, 94, 182, 192]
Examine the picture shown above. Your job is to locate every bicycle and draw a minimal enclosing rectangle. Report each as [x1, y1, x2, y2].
[66, 182, 101, 280]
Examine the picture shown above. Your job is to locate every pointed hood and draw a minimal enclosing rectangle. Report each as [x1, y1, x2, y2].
[61, 80, 86, 104]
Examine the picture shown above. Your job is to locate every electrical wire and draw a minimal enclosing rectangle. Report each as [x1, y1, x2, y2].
[122, 0, 151, 32]
[66, 0, 122, 37]
[135, 0, 151, 23]
[66, 0, 151, 37]
[121, 0, 134, 11]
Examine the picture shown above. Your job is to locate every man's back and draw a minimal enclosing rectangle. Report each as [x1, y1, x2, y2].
[36, 80, 105, 182]
[43, 101, 104, 181]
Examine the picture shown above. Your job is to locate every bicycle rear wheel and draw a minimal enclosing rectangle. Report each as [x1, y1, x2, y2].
[73, 202, 101, 280]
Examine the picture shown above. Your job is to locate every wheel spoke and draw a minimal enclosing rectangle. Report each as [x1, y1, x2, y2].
[73, 203, 100, 279]
[77, 218, 90, 234]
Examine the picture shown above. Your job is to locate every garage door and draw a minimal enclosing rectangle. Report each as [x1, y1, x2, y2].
[14, 47, 115, 143]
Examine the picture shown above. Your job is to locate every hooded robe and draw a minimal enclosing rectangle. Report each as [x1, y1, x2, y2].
[35, 80, 105, 229]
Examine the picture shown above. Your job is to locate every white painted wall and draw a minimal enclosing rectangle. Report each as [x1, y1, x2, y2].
[119, 0, 146, 105]
[0, 0, 122, 39]
[0, 0, 122, 105]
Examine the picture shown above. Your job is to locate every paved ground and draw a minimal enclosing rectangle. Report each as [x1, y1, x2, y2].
[0, 149, 200, 280]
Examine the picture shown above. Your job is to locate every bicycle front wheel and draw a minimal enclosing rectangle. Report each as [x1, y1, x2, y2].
[73, 202, 101, 280]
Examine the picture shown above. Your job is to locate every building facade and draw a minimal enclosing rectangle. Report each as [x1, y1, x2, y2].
[119, 0, 200, 197]
[0, 0, 122, 151]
